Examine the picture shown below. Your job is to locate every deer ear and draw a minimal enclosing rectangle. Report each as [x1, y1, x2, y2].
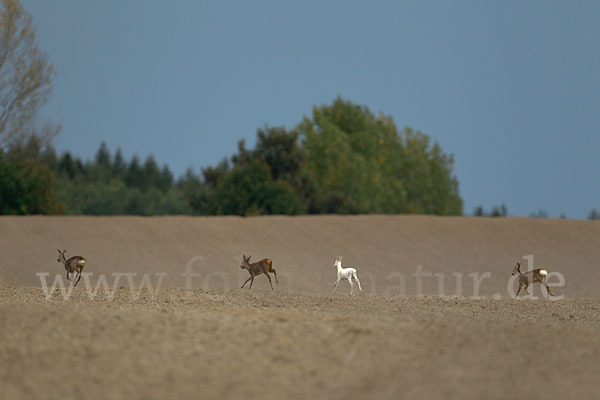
[248, 255, 252, 261]
[517, 262, 520, 267]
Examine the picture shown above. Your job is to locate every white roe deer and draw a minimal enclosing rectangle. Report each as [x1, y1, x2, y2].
[332, 256, 362, 295]
[512, 262, 555, 297]
[240, 255, 278, 290]
[57, 249, 86, 287]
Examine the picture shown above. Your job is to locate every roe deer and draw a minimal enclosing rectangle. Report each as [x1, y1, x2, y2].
[333, 256, 362, 295]
[57, 249, 86, 287]
[512, 262, 554, 297]
[240, 255, 278, 290]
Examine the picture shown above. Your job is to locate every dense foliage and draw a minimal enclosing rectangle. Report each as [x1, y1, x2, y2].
[179, 98, 463, 216]
[298, 98, 462, 215]
[50, 143, 190, 215]
[0, 147, 61, 214]
[0, 98, 465, 216]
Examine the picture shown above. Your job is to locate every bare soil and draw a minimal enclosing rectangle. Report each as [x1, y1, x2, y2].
[1, 216, 599, 399]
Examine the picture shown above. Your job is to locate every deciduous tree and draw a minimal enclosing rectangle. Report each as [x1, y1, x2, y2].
[0, 0, 58, 149]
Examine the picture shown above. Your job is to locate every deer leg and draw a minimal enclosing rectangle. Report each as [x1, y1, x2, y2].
[241, 276, 252, 288]
[515, 285, 522, 297]
[74, 270, 82, 287]
[333, 279, 340, 294]
[539, 277, 554, 297]
[264, 271, 274, 290]
[347, 277, 354, 295]
[271, 268, 279, 284]
[249, 274, 255, 290]
[355, 275, 362, 292]
[523, 283, 529, 295]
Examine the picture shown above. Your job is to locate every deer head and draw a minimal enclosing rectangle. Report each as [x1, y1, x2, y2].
[333, 256, 342, 267]
[240, 255, 252, 270]
[57, 249, 66, 263]
[512, 262, 521, 276]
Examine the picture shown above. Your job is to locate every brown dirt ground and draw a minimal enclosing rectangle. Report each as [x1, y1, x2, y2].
[1, 216, 600, 399]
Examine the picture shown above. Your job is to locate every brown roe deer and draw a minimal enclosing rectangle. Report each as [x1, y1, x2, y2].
[512, 262, 554, 297]
[239, 255, 278, 290]
[57, 249, 86, 287]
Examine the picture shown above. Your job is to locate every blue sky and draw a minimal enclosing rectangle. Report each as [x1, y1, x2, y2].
[22, 0, 600, 218]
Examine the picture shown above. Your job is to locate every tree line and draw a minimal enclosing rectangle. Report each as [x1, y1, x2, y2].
[1, 98, 464, 216]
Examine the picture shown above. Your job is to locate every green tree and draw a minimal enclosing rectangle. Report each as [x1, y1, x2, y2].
[124, 155, 142, 189]
[95, 142, 111, 166]
[112, 148, 126, 178]
[473, 204, 507, 217]
[177, 168, 208, 213]
[0, 150, 62, 214]
[253, 126, 305, 182]
[298, 97, 462, 215]
[49, 144, 192, 215]
[208, 159, 305, 216]
[56, 152, 82, 180]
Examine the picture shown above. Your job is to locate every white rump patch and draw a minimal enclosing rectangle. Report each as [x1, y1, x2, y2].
[539, 269, 547, 276]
